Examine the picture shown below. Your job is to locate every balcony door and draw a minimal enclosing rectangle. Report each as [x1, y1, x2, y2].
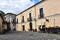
[39, 8, 44, 18]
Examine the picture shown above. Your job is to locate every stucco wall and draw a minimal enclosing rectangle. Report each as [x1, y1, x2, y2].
[16, 0, 60, 31]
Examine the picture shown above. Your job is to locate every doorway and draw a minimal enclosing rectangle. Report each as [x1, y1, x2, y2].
[29, 22, 32, 31]
[22, 25, 25, 31]
[7, 23, 11, 31]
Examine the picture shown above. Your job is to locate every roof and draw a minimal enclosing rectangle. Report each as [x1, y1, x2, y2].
[0, 10, 5, 16]
[5, 13, 17, 16]
[17, 0, 45, 16]
[0, 11, 9, 23]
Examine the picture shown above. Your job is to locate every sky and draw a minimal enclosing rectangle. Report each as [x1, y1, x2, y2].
[0, 0, 41, 14]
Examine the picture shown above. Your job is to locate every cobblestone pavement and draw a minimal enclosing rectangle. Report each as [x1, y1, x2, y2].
[0, 31, 60, 40]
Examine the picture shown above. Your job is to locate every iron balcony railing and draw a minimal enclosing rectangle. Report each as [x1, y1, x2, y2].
[21, 20, 25, 23]
[27, 18, 32, 22]
[38, 15, 44, 19]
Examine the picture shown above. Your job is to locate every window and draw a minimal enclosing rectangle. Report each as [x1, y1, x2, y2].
[29, 13, 32, 20]
[17, 18, 18, 24]
[22, 16, 24, 23]
[39, 8, 44, 18]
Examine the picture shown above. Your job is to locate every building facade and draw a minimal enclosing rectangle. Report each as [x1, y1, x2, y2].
[0, 11, 7, 33]
[16, 0, 60, 32]
[0, 13, 4, 33]
[4, 13, 16, 31]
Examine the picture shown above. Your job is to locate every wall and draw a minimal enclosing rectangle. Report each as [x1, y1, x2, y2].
[16, 0, 60, 31]
[0, 16, 3, 33]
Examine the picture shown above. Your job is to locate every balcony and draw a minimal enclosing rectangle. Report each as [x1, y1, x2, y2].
[21, 20, 25, 23]
[38, 15, 44, 19]
[27, 17, 37, 22]
[27, 18, 32, 22]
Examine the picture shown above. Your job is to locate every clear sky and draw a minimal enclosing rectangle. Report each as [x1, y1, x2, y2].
[0, 0, 41, 14]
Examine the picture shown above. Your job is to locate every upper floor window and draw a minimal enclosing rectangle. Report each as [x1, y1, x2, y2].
[29, 13, 32, 20]
[17, 18, 18, 24]
[39, 8, 44, 18]
[22, 16, 24, 23]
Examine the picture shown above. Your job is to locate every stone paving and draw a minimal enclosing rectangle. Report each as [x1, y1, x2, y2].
[0, 31, 60, 40]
